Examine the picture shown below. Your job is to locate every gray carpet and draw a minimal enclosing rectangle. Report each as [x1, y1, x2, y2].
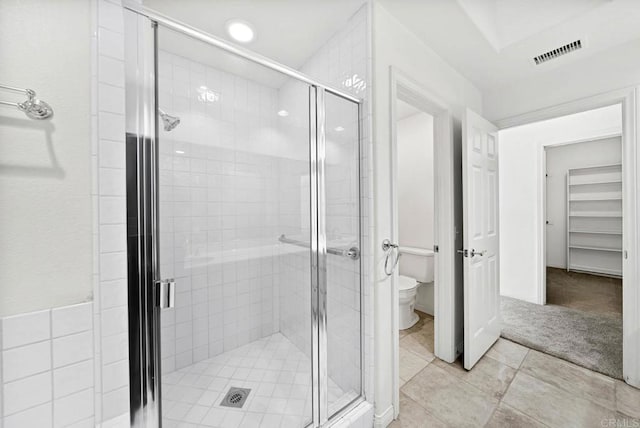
[500, 296, 622, 379]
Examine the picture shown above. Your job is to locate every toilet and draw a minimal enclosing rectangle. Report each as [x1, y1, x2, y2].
[398, 246, 434, 330]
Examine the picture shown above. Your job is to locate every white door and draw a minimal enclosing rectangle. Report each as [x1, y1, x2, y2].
[462, 108, 501, 370]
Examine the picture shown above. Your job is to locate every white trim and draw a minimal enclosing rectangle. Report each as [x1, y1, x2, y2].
[389, 69, 400, 420]
[538, 144, 547, 305]
[496, 87, 634, 129]
[373, 405, 394, 428]
[414, 302, 434, 316]
[389, 67, 459, 416]
[541, 131, 623, 148]
[498, 86, 639, 388]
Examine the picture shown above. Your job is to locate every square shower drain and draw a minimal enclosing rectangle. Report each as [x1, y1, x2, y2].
[220, 387, 251, 408]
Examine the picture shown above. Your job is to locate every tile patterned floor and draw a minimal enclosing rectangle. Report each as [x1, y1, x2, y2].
[161, 333, 355, 428]
[394, 311, 640, 428]
[547, 267, 622, 315]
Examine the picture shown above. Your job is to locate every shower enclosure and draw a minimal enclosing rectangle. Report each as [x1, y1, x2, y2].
[124, 5, 363, 428]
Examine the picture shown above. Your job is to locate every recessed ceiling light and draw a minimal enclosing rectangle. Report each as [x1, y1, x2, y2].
[175, 150, 185, 154]
[277, 110, 289, 117]
[334, 126, 345, 132]
[226, 19, 255, 43]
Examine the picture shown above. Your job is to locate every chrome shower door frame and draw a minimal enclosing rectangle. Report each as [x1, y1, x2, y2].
[124, 10, 162, 428]
[123, 4, 364, 427]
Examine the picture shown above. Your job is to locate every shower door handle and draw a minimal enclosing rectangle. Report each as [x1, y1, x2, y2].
[156, 279, 175, 309]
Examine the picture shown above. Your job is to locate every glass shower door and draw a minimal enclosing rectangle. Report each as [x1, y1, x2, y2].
[125, 8, 364, 427]
[155, 26, 314, 427]
[322, 91, 362, 419]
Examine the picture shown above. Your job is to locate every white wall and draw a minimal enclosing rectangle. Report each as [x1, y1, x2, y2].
[372, 1, 483, 422]
[397, 111, 434, 250]
[499, 104, 622, 303]
[397, 110, 435, 314]
[0, 0, 93, 316]
[545, 137, 622, 269]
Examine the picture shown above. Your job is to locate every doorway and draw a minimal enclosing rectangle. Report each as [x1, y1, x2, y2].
[498, 104, 624, 379]
[545, 137, 623, 315]
[395, 100, 437, 386]
[388, 69, 464, 418]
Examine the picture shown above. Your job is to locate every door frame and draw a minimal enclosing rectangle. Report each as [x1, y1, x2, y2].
[389, 68, 460, 416]
[496, 86, 640, 388]
[540, 132, 623, 305]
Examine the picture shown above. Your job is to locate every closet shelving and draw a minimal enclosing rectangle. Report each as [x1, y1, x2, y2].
[566, 163, 622, 277]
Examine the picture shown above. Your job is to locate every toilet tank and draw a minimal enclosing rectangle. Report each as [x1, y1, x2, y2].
[399, 246, 434, 283]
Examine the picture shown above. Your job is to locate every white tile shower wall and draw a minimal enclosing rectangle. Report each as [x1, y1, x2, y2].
[156, 50, 283, 372]
[276, 86, 314, 360]
[0, 303, 95, 428]
[94, 0, 130, 425]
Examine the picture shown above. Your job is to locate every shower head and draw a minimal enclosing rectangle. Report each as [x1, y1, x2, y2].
[158, 109, 180, 131]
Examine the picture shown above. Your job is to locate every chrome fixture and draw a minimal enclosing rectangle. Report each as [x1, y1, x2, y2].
[382, 239, 401, 276]
[155, 278, 175, 309]
[0, 84, 53, 120]
[158, 108, 180, 131]
[457, 248, 487, 258]
[278, 234, 360, 260]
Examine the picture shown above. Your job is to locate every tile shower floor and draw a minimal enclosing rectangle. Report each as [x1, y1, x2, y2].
[162, 333, 356, 428]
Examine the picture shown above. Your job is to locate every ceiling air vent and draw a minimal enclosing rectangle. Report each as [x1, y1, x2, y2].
[533, 40, 582, 65]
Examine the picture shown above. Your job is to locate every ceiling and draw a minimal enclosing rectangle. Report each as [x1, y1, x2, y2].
[144, 0, 365, 74]
[378, 0, 640, 92]
[456, 0, 608, 52]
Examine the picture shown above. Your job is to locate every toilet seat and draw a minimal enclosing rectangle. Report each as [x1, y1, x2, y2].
[398, 275, 417, 291]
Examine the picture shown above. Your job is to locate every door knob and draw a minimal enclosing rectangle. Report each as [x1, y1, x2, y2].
[457, 249, 486, 258]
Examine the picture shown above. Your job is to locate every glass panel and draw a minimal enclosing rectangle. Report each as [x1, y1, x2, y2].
[155, 26, 313, 427]
[323, 92, 362, 416]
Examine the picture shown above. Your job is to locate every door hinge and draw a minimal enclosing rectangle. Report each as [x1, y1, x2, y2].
[457, 249, 468, 257]
[433, 244, 439, 253]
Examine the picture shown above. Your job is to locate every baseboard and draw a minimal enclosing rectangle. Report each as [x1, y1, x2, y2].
[625, 375, 640, 389]
[374, 405, 394, 428]
[414, 303, 433, 316]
